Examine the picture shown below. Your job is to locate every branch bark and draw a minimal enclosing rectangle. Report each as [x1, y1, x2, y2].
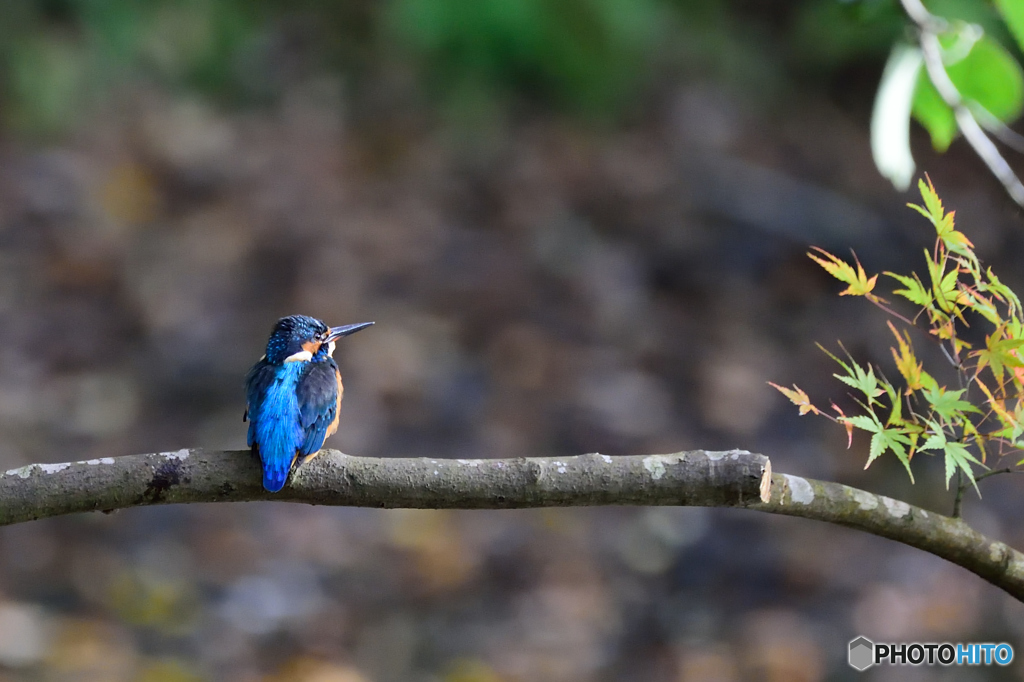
[3, 448, 1024, 601]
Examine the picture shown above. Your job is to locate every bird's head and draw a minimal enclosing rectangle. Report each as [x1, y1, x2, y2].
[264, 315, 374, 365]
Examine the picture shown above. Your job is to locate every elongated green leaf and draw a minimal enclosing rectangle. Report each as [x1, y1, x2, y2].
[996, 0, 1024, 57]
[954, 36, 1024, 122]
[872, 42, 922, 189]
[912, 70, 958, 151]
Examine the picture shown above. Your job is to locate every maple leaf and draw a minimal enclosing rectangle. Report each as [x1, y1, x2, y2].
[936, 212, 977, 261]
[818, 343, 885, 406]
[885, 272, 932, 308]
[769, 383, 819, 415]
[887, 321, 936, 394]
[906, 176, 977, 264]
[846, 411, 914, 481]
[919, 423, 983, 492]
[972, 324, 1024, 385]
[975, 378, 1013, 429]
[807, 247, 878, 298]
[921, 386, 982, 421]
[983, 268, 1022, 316]
[960, 288, 999, 325]
[908, 174, 946, 229]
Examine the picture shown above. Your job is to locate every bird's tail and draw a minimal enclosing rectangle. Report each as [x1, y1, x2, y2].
[263, 465, 289, 493]
[257, 446, 294, 493]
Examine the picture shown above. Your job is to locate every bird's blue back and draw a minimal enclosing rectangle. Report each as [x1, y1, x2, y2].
[246, 354, 341, 492]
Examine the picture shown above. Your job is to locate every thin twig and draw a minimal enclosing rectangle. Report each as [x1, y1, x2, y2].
[975, 466, 1023, 482]
[901, 0, 947, 32]
[950, 93, 1024, 205]
[972, 105, 1024, 155]
[869, 296, 919, 328]
[953, 467, 965, 518]
[939, 339, 961, 371]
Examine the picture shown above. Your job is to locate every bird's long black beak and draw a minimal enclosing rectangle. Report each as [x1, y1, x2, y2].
[328, 322, 374, 341]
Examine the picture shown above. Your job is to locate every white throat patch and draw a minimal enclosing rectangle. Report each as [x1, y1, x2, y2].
[326, 340, 336, 357]
[283, 350, 313, 363]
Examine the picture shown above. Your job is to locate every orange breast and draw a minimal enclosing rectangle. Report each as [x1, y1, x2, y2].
[326, 367, 343, 437]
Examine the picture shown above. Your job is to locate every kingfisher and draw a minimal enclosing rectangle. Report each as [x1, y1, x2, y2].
[244, 315, 373, 492]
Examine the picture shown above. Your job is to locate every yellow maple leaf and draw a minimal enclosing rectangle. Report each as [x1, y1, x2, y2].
[807, 247, 877, 297]
[769, 382, 819, 416]
[887, 321, 931, 393]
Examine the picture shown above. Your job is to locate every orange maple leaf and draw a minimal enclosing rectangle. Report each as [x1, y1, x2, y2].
[769, 382, 819, 416]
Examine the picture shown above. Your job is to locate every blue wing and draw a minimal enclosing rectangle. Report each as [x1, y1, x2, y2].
[244, 358, 276, 448]
[246, 359, 305, 492]
[296, 360, 340, 457]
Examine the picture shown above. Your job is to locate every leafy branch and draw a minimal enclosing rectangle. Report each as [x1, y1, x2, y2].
[773, 178, 1024, 506]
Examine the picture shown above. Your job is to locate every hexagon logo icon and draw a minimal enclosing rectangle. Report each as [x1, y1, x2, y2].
[849, 636, 875, 671]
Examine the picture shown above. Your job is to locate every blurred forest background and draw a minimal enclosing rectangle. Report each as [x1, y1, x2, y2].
[0, 0, 1023, 680]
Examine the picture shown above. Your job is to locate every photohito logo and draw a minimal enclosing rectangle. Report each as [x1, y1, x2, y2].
[848, 636, 1013, 670]
[849, 637, 874, 671]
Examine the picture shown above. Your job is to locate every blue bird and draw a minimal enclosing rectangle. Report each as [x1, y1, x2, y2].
[244, 315, 373, 492]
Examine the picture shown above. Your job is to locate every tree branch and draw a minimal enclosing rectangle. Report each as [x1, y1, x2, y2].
[0, 449, 770, 522]
[751, 472, 1024, 600]
[3, 448, 1024, 601]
